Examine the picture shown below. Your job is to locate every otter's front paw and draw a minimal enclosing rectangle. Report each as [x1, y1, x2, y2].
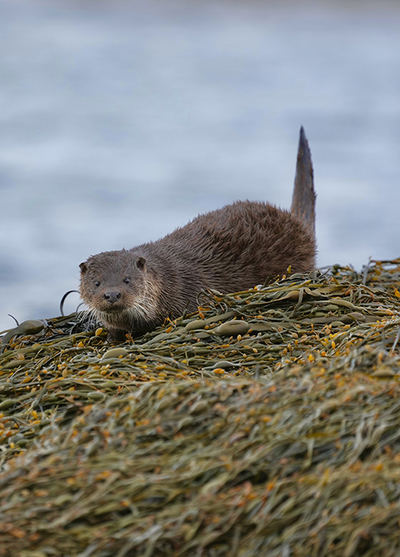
[107, 328, 128, 343]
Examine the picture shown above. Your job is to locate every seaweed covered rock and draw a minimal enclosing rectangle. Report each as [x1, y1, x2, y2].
[0, 259, 400, 556]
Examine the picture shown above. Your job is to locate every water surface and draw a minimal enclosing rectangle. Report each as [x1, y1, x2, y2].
[0, 0, 399, 329]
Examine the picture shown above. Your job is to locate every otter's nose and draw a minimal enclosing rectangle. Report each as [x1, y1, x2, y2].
[104, 291, 121, 304]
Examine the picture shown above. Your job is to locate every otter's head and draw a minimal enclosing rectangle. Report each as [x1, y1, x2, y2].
[79, 249, 157, 329]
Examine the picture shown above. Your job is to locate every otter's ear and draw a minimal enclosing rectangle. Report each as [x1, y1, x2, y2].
[136, 256, 146, 270]
[79, 262, 88, 274]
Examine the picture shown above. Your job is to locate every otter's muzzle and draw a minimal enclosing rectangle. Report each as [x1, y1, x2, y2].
[104, 291, 121, 304]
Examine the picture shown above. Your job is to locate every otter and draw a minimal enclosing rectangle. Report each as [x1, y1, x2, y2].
[80, 127, 316, 341]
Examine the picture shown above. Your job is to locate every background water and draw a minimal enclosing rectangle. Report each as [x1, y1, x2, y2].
[0, 0, 399, 331]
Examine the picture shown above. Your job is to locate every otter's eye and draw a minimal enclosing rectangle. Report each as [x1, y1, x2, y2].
[123, 277, 130, 284]
[94, 281, 100, 287]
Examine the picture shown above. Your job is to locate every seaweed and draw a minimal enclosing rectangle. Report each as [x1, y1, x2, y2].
[0, 259, 400, 556]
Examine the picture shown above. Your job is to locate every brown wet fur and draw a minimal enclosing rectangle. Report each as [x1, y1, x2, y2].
[80, 129, 316, 341]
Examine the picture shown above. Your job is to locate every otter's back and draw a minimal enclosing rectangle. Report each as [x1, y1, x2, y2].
[158, 200, 315, 293]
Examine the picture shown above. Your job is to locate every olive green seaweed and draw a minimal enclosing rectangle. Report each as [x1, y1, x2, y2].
[0, 259, 400, 556]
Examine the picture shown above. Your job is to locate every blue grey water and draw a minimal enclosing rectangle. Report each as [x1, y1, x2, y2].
[0, 0, 399, 331]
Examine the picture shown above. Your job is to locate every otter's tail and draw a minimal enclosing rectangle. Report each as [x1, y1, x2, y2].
[290, 126, 316, 238]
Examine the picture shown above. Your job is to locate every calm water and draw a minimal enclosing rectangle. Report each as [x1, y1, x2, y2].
[0, 0, 400, 330]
